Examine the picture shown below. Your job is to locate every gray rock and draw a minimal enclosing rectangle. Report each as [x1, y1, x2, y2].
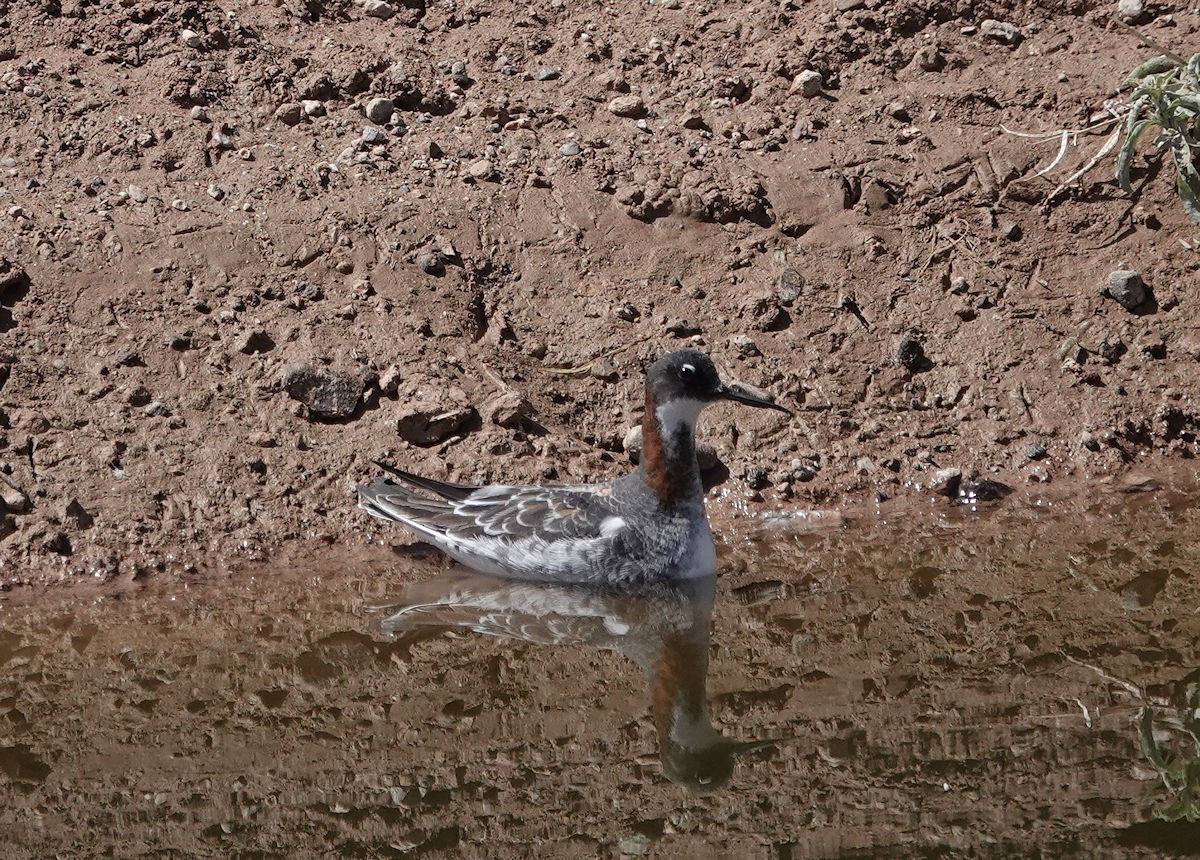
[396, 404, 478, 446]
[1107, 270, 1146, 310]
[274, 102, 303, 126]
[365, 97, 394, 124]
[559, 140, 581, 157]
[980, 19, 1022, 45]
[127, 184, 147, 203]
[144, 400, 172, 417]
[362, 0, 394, 19]
[1118, 0, 1146, 23]
[1024, 442, 1048, 461]
[535, 66, 561, 81]
[777, 268, 804, 305]
[451, 61, 471, 87]
[665, 318, 701, 337]
[361, 126, 388, 145]
[301, 99, 326, 117]
[912, 45, 944, 71]
[282, 364, 363, 419]
[416, 251, 445, 275]
[731, 334, 761, 356]
[467, 159, 495, 179]
[792, 70, 824, 97]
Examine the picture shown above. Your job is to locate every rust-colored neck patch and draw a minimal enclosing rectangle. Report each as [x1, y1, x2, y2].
[640, 388, 699, 507]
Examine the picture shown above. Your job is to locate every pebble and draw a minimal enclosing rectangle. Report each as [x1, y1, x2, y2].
[362, 0, 395, 19]
[1024, 442, 1048, 460]
[777, 269, 803, 305]
[1107, 270, 1146, 311]
[180, 29, 203, 49]
[482, 391, 532, 428]
[274, 102, 303, 126]
[559, 140, 581, 157]
[127, 184, 147, 203]
[895, 334, 927, 371]
[535, 67, 561, 81]
[416, 251, 445, 275]
[451, 61, 471, 87]
[980, 19, 1022, 44]
[207, 183, 225, 200]
[301, 100, 326, 117]
[792, 70, 824, 97]
[731, 334, 761, 356]
[608, 95, 645, 117]
[468, 159, 495, 179]
[835, 0, 865, 10]
[170, 198, 189, 211]
[361, 126, 388, 145]
[144, 401, 171, 417]
[1117, 0, 1146, 23]
[365, 97, 394, 124]
[282, 364, 364, 419]
[912, 45, 944, 71]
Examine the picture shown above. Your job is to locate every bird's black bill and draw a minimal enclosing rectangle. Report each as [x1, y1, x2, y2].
[717, 384, 792, 415]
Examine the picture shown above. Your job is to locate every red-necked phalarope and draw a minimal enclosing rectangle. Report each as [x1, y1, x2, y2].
[357, 349, 790, 583]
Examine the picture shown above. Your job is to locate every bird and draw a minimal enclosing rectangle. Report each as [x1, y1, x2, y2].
[370, 569, 781, 792]
[357, 349, 790, 584]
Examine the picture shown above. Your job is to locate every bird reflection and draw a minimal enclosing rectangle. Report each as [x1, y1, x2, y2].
[370, 568, 778, 793]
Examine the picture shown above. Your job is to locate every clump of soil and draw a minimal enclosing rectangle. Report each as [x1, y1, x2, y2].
[2, 0, 1199, 586]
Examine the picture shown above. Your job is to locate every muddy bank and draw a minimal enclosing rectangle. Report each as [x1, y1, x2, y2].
[3, 1, 1200, 585]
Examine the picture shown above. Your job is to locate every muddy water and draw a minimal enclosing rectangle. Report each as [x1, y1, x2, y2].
[3, 491, 1200, 858]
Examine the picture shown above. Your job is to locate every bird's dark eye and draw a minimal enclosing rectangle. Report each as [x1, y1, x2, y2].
[679, 364, 696, 381]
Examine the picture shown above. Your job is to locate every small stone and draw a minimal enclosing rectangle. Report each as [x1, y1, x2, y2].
[1024, 442, 1048, 461]
[237, 330, 275, 355]
[1107, 270, 1146, 311]
[362, 0, 394, 19]
[361, 126, 388, 145]
[482, 391, 532, 429]
[190, 106, 209, 121]
[207, 183, 225, 200]
[144, 400, 171, 417]
[792, 70, 824, 98]
[680, 112, 707, 130]
[929, 467, 961, 497]
[63, 499, 94, 529]
[180, 29, 203, 49]
[559, 140, 581, 157]
[744, 465, 771, 490]
[731, 334, 761, 357]
[170, 198, 189, 211]
[165, 333, 191, 351]
[1117, 0, 1146, 23]
[895, 334, 927, 371]
[777, 269, 804, 305]
[957, 480, 1011, 502]
[913, 45, 944, 71]
[365, 97, 394, 124]
[416, 251, 445, 275]
[451, 61, 471, 87]
[282, 364, 364, 419]
[608, 95, 645, 118]
[274, 102, 303, 126]
[980, 19, 1022, 45]
[468, 159, 495, 179]
[535, 66, 561, 81]
[127, 184, 147, 203]
[835, 0, 865, 9]
[301, 99, 326, 117]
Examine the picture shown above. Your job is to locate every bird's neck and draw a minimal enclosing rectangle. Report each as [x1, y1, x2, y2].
[639, 391, 703, 506]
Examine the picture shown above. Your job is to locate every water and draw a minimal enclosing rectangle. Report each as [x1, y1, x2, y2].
[2, 490, 1200, 857]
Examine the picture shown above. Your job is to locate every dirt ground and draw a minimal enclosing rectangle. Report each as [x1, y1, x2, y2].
[2, 0, 1200, 586]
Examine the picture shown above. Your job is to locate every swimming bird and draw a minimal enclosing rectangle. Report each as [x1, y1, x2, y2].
[357, 349, 790, 583]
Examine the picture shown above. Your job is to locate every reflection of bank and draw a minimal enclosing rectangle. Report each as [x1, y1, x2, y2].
[372, 569, 780, 793]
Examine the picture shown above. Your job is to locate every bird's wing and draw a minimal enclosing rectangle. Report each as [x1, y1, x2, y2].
[358, 474, 630, 578]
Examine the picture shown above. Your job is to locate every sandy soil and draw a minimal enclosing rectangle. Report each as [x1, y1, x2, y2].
[2, 0, 1200, 586]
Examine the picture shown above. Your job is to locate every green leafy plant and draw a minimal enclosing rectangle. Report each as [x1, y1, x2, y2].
[1117, 52, 1200, 224]
[1138, 682, 1200, 823]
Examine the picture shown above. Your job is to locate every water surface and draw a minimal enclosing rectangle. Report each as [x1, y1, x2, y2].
[2, 491, 1200, 857]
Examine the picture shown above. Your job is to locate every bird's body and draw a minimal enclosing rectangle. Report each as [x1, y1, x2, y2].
[358, 349, 789, 584]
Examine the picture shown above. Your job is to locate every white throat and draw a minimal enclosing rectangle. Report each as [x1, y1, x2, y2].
[655, 397, 704, 442]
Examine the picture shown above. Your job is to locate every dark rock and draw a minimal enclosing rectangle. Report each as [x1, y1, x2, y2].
[895, 334, 928, 372]
[956, 479, 1012, 502]
[666, 318, 701, 337]
[1024, 442, 1048, 461]
[744, 465, 771, 490]
[283, 364, 364, 419]
[777, 269, 803, 305]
